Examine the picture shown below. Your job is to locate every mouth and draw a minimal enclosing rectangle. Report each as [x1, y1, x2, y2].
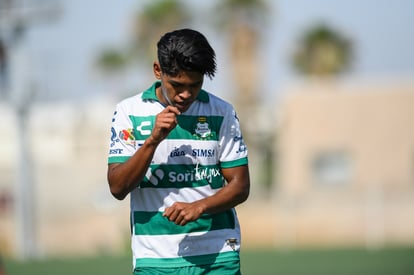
[174, 102, 191, 112]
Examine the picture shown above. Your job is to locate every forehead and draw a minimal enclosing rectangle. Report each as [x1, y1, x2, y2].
[164, 70, 204, 84]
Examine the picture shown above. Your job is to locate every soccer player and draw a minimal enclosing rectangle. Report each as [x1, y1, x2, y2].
[107, 28, 250, 274]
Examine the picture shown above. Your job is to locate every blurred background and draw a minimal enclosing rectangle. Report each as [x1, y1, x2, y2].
[1, 0, 414, 274]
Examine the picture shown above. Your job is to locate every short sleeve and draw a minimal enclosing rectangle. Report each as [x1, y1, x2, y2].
[218, 107, 248, 168]
[108, 103, 137, 164]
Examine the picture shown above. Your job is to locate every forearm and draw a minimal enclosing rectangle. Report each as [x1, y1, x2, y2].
[107, 137, 159, 200]
[163, 165, 250, 226]
[108, 105, 180, 200]
[198, 176, 249, 214]
[193, 166, 250, 215]
[161, 165, 250, 226]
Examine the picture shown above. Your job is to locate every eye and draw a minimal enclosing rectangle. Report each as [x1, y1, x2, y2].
[170, 82, 182, 88]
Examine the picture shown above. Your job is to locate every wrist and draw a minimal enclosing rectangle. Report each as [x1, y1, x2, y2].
[195, 200, 208, 215]
[145, 135, 161, 147]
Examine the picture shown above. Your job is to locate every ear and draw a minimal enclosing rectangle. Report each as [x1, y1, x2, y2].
[153, 62, 162, 79]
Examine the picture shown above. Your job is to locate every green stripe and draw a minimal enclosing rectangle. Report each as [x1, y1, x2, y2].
[168, 115, 223, 141]
[129, 115, 155, 140]
[133, 210, 235, 235]
[129, 115, 224, 141]
[220, 157, 248, 168]
[135, 251, 239, 268]
[141, 164, 224, 189]
[108, 156, 130, 164]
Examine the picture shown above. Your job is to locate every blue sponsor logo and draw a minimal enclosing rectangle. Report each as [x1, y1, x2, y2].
[170, 147, 186, 158]
[236, 144, 247, 154]
[110, 127, 120, 147]
[233, 135, 243, 142]
[111, 111, 117, 122]
[109, 148, 123, 154]
[169, 167, 221, 183]
[169, 147, 216, 158]
[192, 149, 215, 158]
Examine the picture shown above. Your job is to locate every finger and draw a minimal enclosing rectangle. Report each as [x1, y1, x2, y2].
[163, 207, 171, 218]
[174, 215, 185, 225]
[165, 105, 181, 115]
[158, 120, 176, 130]
[179, 218, 188, 226]
[157, 111, 179, 125]
[165, 208, 179, 222]
[156, 114, 178, 132]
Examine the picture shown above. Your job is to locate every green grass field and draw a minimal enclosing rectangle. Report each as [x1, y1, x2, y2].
[4, 247, 414, 275]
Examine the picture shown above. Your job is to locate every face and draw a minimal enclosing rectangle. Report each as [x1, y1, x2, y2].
[154, 62, 204, 113]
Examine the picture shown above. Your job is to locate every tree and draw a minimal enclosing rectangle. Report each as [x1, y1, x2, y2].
[96, 48, 127, 73]
[212, 0, 272, 197]
[212, 0, 268, 120]
[96, 0, 190, 73]
[129, 0, 190, 65]
[292, 23, 352, 77]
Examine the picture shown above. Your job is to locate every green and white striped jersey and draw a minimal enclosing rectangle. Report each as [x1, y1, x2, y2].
[108, 82, 248, 269]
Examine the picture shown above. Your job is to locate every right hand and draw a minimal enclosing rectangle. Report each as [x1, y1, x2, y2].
[149, 106, 181, 144]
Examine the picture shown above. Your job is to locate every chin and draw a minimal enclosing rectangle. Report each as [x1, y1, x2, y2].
[178, 107, 188, 113]
[176, 104, 190, 113]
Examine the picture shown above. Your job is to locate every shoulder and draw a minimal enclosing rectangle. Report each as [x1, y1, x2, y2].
[116, 90, 163, 118]
[203, 91, 235, 114]
[115, 92, 152, 115]
[116, 93, 143, 108]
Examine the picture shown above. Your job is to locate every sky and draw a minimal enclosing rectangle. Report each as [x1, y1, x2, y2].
[4, 0, 414, 104]
[270, 0, 414, 80]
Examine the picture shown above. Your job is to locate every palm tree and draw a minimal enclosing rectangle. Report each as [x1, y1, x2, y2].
[96, 48, 127, 73]
[212, 0, 269, 133]
[129, 0, 190, 66]
[212, 0, 271, 197]
[95, 0, 191, 100]
[292, 23, 352, 77]
[96, 0, 190, 72]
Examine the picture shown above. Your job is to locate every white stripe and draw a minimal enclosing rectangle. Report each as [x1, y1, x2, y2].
[131, 185, 218, 212]
[132, 228, 241, 259]
[153, 139, 219, 166]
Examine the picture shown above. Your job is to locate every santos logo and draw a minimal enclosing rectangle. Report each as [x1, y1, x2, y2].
[145, 167, 221, 186]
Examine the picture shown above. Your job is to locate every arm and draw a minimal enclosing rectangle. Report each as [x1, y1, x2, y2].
[163, 164, 250, 225]
[107, 106, 180, 200]
[107, 139, 158, 200]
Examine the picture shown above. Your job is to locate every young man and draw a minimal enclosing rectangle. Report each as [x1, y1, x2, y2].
[107, 28, 250, 274]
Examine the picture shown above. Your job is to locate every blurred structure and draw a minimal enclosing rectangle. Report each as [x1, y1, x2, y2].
[0, 99, 130, 257]
[239, 20, 414, 248]
[266, 79, 414, 248]
[0, 0, 60, 259]
[0, 39, 7, 95]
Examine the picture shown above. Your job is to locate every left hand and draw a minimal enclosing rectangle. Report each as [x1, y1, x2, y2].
[163, 201, 205, 226]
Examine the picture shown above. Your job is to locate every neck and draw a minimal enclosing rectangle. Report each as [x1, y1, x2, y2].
[157, 86, 174, 106]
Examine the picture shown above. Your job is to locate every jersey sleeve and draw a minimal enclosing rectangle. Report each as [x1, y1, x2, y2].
[218, 107, 248, 168]
[108, 103, 137, 164]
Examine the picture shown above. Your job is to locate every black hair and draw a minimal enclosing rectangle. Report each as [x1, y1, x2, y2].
[157, 29, 216, 79]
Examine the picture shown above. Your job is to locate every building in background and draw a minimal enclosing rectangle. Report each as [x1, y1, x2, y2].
[0, 99, 130, 257]
[270, 79, 414, 248]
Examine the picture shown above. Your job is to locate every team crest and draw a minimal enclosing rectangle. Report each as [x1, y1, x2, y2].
[194, 117, 212, 139]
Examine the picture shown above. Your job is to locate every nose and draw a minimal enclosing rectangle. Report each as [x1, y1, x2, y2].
[179, 89, 193, 100]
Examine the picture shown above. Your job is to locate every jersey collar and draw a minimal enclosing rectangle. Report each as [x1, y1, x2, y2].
[142, 81, 209, 103]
